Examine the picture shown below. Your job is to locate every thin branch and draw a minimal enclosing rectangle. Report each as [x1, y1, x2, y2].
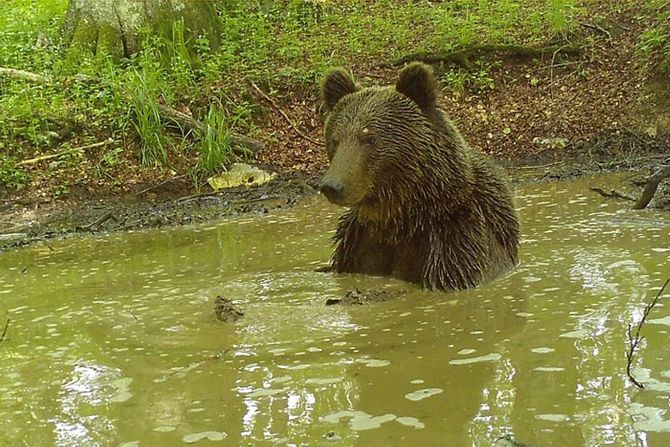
[579, 22, 612, 39]
[549, 46, 566, 100]
[626, 279, 670, 388]
[0, 315, 9, 343]
[17, 139, 114, 166]
[249, 80, 324, 147]
[517, 161, 564, 169]
[589, 187, 636, 202]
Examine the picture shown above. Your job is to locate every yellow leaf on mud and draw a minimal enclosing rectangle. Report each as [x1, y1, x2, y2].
[207, 163, 277, 190]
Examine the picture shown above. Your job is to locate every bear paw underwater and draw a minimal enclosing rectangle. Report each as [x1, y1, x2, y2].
[318, 62, 520, 291]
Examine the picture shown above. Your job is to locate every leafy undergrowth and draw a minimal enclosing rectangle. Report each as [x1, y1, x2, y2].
[0, 0, 667, 203]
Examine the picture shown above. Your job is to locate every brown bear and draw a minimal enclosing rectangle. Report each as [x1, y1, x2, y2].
[318, 62, 519, 291]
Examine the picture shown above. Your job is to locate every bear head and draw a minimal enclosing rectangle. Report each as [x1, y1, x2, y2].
[318, 63, 447, 213]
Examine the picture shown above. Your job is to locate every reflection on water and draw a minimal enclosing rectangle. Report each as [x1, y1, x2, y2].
[1, 174, 669, 446]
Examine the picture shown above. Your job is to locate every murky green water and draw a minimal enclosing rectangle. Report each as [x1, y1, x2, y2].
[1, 174, 669, 447]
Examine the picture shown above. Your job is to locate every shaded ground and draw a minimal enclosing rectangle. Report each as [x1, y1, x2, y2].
[1, 0, 669, 252]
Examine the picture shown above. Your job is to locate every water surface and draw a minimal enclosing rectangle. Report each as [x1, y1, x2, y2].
[1, 174, 669, 446]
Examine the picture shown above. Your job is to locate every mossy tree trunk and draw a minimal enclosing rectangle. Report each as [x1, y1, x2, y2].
[62, 0, 221, 61]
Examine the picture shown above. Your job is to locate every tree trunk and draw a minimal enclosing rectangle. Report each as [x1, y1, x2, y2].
[62, 0, 220, 60]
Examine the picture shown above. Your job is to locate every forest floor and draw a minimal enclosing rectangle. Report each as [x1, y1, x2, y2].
[1, 0, 669, 251]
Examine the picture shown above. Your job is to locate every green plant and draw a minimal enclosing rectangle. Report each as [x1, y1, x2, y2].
[197, 106, 235, 174]
[100, 147, 125, 168]
[126, 71, 171, 167]
[52, 184, 69, 199]
[440, 62, 496, 96]
[545, 0, 577, 37]
[637, 3, 670, 75]
[0, 155, 28, 191]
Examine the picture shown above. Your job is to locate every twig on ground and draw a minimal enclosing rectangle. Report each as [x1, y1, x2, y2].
[633, 165, 670, 210]
[626, 279, 670, 388]
[517, 161, 564, 169]
[17, 139, 114, 166]
[77, 211, 119, 232]
[579, 22, 612, 39]
[589, 187, 636, 201]
[540, 61, 585, 70]
[249, 81, 324, 147]
[176, 191, 223, 203]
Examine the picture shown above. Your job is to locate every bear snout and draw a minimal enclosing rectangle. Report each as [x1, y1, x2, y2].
[319, 179, 345, 204]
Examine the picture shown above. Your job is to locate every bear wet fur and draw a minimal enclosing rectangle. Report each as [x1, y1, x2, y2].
[319, 63, 520, 291]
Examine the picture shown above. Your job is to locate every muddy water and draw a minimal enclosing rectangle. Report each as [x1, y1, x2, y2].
[1, 174, 669, 447]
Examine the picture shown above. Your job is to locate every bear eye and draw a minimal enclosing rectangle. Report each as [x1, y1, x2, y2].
[360, 134, 377, 146]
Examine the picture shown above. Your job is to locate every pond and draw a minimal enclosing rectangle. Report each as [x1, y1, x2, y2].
[1, 174, 669, 446]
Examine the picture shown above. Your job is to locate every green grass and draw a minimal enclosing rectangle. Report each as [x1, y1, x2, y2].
[638, 0, 670, 75]
[198, 106, 235, 174]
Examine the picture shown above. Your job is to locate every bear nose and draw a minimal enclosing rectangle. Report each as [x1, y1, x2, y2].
[319, 180, 344, 202]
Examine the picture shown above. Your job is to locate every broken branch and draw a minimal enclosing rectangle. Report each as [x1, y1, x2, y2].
[626, 279, 670, 388]
[589, 187, 636, 201]
[632, 165, 670, 210]
[579, 22, 612, 39]
[77, 211, 119, 232]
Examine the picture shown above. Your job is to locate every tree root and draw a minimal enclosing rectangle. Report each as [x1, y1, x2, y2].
[391, 44, 584, 68]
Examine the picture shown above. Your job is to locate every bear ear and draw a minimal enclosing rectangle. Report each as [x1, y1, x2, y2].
[321, 68, 358, 111]
[395, 62, 438, 112]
